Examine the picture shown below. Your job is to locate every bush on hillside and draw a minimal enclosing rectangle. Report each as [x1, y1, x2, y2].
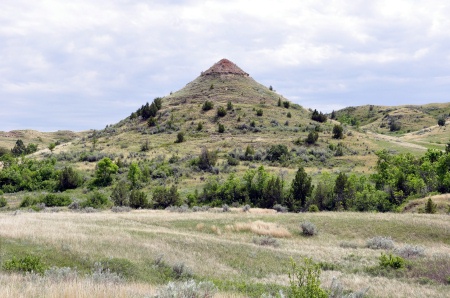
[154, 280, 217, 298]
[301, 221, 318, 236]
[366, 236, 394, 250]
[152, 185, 180, 209]
[3, 255, 47, 275]
[288, 258, 328, 298]
[0, 196, 7, 208]
[82, 191, 110, 209]
[217, 106, 227, 117]
[129, 189, 148, 208]
[42, 193, 71, 207]
[202, 101, 214, 111]
[58, 166, 82, 191]
[266, 144, 289, 161]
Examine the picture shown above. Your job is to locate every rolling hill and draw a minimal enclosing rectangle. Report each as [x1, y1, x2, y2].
[1, 59, 450, 298]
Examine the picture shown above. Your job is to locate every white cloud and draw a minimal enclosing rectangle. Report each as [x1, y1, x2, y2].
[0, 0, 449, 131]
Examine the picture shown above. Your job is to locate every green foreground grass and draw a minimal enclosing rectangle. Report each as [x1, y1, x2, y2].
[0, 209, 449, 297]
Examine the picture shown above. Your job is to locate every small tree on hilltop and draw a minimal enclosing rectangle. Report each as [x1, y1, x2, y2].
[438, 118, 446, 127]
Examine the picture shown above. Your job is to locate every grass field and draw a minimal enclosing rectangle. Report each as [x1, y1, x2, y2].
[0, 209, 449, 297]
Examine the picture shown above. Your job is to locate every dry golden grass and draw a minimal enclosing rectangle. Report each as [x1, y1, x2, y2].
[0, 272, 156, 298]
[0, 210, 448, 297]
[402, 194, 450, 214]
[234, 220, 291, 238]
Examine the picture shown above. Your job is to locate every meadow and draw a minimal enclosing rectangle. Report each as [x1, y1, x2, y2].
[0, 208, 449, 297]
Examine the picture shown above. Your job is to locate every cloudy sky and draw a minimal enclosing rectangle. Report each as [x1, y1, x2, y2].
[1, 0, 449, 131]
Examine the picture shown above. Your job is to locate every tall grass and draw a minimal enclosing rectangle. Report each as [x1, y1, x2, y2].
[0, 210, 448, 297]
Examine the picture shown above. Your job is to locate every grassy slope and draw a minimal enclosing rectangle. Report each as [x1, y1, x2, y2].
[0, 210, 449, 297]
[334, 103, 450, 139]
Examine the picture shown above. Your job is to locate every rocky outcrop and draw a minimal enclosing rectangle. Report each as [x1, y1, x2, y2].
[201, 59, 249, 77]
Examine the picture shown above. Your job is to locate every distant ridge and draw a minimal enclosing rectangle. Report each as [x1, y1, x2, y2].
[201, 58, 249, 77]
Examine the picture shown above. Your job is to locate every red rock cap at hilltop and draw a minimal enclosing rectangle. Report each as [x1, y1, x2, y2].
[201, 59, 249, 76]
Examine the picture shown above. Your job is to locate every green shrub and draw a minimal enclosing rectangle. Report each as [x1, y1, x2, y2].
[129, 190, 148, 208]
[379, 253, 405, 269]
[288, 258, 328, 298]
[58, 166, 82, 191]
[152, 185, 180, 209]
[20, 196, 40, 208]
[283, 101, 290, 109]
[0, 196, 7, 208]
[196, 122, 203, 131]
[332, 125, 344, 139]
[311, 109, 327, 123]
[308, 204, 319, 212]
[175, 132, 185, 143]
[83, 191, 110, 209]
[301, 221, 317, 236]
[217, 106, 227, 117]
[94, 157, 118, 187]
[287, 112, 292, 118]
[42, 193, 71, 207]
[202, 101, 214, 111]
[305, 131, 319, 145]
[266, 144, 289, 161]
[111, 180, 129, 206]
[218, 123, 225, 133]
[197, 148, 218, 171]
[390, 121, 402, 132]
[227, 101, 233, 110]
[3, 255, 47, 274]
[256, 109, 263, 116]
[227, 156, 240, 166]
[424, 198, 437, 214]
[147, 116, 157, 127]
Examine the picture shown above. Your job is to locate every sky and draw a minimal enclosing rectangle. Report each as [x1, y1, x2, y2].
[1, 0, 449, 132]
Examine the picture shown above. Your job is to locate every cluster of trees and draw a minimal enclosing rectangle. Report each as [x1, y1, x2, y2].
[131, 97, 163, 121]
[0, 155, 84, 193]
[311, 109, 327, 123]
[372, 149, 450, 202]
[192, 147, 450, 212]
[9, 140, 38, 156]
[0, 156, 59, 192]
